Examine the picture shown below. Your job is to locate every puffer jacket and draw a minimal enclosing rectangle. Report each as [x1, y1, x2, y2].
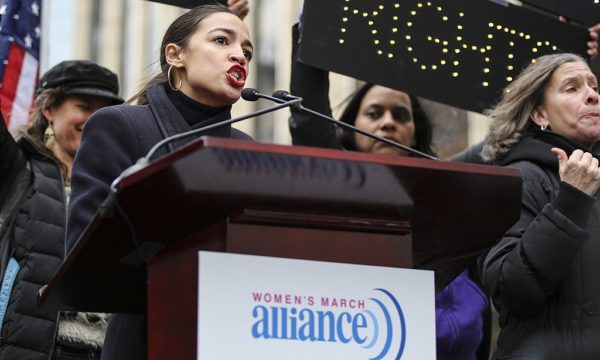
[482, 130, 600, 360]
[0, 119, 65, 359]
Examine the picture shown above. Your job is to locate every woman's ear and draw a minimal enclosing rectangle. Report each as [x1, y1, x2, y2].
[165, 43, 184, 67]
[42, 108, 54, 124]
[530, 106, 546, 127]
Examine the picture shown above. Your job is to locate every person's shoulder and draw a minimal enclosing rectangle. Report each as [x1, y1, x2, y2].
[231, 127, 254, 141]
[86, 104, 154, 133]
[92, 104, 151, 121]
[451, 141, 486, 164]
[505, 159, 542, 174]
[506, 160, 556, 192]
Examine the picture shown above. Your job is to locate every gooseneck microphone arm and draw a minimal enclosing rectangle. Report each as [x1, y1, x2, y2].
[271, 90, 439, 161]
[109, 88, 301, 192]
[142, 98, 296, 164]
[103, 88, 303, 264]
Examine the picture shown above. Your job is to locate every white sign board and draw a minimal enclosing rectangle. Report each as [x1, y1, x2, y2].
[197, 252, 435, 360]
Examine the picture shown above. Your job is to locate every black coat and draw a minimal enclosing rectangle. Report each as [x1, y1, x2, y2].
[482, 131, 600, 359]
[65, 84, 252, 360]
[0, 120, 65, 360]
[66, 85, 251, 252]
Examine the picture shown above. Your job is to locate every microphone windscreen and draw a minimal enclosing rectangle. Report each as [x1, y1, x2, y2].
[241, 88, 260, 101]
[272, 90, 291, 100]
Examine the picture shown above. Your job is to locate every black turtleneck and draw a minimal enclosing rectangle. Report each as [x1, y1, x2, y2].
[165, 87, 232, 129]
[497, 129, 596, 228]
[534, 130, 599, 157]
[498, 129, 600, 168]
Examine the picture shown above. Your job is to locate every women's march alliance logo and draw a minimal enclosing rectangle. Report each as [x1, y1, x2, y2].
[251, 288, 407, 359]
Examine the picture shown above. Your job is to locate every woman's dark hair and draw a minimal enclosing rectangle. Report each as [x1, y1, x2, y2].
[128, 4, 237, 104]
[338, 83, 435, 156]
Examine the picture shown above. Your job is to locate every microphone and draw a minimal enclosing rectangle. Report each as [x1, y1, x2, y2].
[272, 90, 303, 102]
[110, 88, 299, 192]
[273, 90, 439, 161]
[241, 88, 260, 101]
[244, 88, 302, 109]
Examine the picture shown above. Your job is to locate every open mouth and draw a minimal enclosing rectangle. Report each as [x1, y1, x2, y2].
[226, 65, 246, 88]
[228, 71, 242, 81]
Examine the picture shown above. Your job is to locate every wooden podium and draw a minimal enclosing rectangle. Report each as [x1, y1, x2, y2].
[39, 137, 522, 359]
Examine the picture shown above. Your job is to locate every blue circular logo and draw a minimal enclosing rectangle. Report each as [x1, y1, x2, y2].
[363, 288, 407, 360]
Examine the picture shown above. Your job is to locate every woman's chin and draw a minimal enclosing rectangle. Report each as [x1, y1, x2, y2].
[372, 146, 409, 157]
[222, 90, 241, 106]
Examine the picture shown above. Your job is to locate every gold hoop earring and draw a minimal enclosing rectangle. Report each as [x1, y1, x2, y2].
[44, 125, 55, 148]
[167, 65, 182, 91]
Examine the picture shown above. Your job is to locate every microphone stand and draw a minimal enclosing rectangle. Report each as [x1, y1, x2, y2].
[143, 99, 300, 164]
[104, 92, 301, 264]
[110, 97, 302, 193]
[260, 92, 439, 161]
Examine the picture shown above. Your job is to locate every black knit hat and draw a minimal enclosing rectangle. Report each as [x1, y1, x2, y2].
[37, 60, 123, 104]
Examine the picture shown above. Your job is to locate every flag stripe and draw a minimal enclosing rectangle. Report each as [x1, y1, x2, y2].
[9, 49, 37, 132]
[0, 41, 25, 125]
[0, 0, 41, 130]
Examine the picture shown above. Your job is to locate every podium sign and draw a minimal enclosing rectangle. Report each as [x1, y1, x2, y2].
[197, 252, 435, 360]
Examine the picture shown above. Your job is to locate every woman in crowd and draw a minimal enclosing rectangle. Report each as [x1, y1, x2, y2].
[288, 22, 490, 360]
[0, 60, 122, 360]
[453, 23, 600, 164]
[480, 53, 600, 359]
[288, 24, 434, 157]
[64, 4, 253, 360]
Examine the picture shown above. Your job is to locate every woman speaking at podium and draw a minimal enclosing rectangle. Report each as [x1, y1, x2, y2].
[65, 3, 252, 359]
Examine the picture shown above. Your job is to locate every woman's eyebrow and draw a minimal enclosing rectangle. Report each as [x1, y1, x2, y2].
[207, 27, 234, 36]
[207, 27, 254, 50]
[559, 76, 581, 86]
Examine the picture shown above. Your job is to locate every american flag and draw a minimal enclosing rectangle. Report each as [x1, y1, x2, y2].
[0, 0, 40, 133]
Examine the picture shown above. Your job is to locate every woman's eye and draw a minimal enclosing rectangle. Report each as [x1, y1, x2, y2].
[214, 36, 227, 45]
[393, 109, 411, 122]
[243, 50, 253, 61]
[366, 111, 380, 119]
[566, 86, 577, 93]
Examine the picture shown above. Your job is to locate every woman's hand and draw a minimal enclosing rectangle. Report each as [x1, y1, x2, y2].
[228, 0, 249, 20]
[588, 23, 600, 60]
[551, 148, 600, 196]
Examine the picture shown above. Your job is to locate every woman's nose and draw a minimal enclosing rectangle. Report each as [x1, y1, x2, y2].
[229, 49, 247, 66]
[379, 112, 396, 129]
[586, 87, 599, 105]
